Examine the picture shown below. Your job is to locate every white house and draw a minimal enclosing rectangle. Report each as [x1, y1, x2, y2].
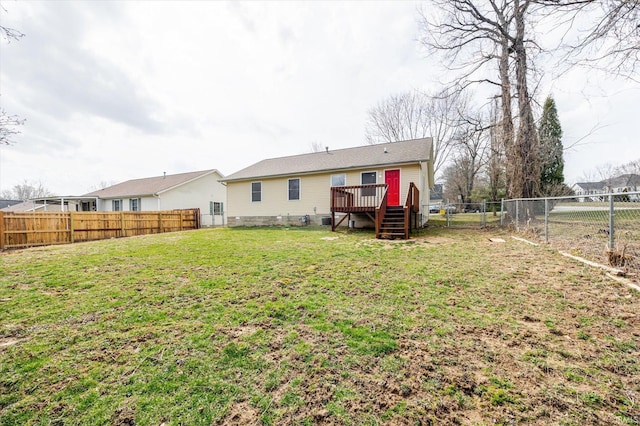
[602, 174, 640, 198]
[571, 182, 606, 202]
[572, 174, 640, 202]
[84, 169, 227, 226]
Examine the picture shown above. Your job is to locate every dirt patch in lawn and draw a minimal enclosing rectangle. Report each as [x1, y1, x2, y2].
[0, 337, 24, 348]
[216, 233, 639, 424]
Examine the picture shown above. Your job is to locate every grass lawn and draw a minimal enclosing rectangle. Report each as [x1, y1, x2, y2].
[1, 227, 638, 425]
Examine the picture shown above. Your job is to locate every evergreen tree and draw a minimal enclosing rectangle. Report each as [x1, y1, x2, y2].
[538, 96, 564, 196]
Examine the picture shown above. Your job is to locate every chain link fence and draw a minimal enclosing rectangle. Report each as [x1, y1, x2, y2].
[426, 201, 503, 228]
[503, 192, 640, 275]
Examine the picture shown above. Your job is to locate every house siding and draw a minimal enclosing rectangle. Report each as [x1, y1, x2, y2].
[94, 172, 227, 226]
[153, 173, 227, 226]
[226, 164, 428, 227]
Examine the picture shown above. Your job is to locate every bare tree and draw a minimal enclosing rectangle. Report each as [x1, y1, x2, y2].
[553, 0, 640, 79]
[610, 158, 640, 191]
[442, 112, 489, 205]
[1, 4, 26, 145]
[0, 110, 26, 146]
[419, 0, 542, 200]
[365, 91, 428, 144]
[618, 158, 640, 177]
[1, 180, 53, 201]
[364, 89, 465, 177]
[0, 3, 24, 43]
[309, 141, 324, 153]
[87, 180, 117, 193]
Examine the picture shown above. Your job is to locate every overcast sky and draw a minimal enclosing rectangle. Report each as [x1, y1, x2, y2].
[0, 1, 637, 196]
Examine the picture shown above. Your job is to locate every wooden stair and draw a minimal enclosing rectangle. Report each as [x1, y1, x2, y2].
[378, 206, 407, 239]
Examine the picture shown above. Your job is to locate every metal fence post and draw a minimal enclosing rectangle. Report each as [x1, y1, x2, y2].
[482, 200, 486, 227]
[500, 199, 504, 226]
[609, 193, 615, 249]
[544, 198, 549, 243]
[515, 200, 519, 231]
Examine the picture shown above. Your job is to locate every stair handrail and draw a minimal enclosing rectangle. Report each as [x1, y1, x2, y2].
[404, 182, 419, 237]
[404, 182, 419, 210]
[375, 185, 389, 238]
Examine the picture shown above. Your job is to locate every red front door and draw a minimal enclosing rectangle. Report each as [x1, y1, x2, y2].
[385, 169, 401, 206]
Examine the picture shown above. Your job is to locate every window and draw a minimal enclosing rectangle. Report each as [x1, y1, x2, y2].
[288, 178, 300, 201]
[251, 182, 262, 202]
[129, 198, 141, 211]
[361, 171, 376, 196]
[331, 173, 346, 187]
[112, 199, 122, 211]
[213, 202, 223, 215]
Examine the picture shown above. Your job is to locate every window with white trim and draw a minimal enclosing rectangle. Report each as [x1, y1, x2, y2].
[213, 201, 223, 215]
[288, 178, 300, 201]
[361, 171, 376, 196]
[331, 173, 346, 187]
[129, 198, 141, 211]
[251, 182, 262, 202]
[112, 199, 122, 211]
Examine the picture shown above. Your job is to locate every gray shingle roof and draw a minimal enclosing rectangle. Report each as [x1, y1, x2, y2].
[83, 169, 222, 198]
[575, 174, 640, 191]
[221, 138, 433, 182]
[0, 200, 21, 210]
[574, 182, 606, 191]
[605, 174, 640, 188]
[0, 200, 38, 212]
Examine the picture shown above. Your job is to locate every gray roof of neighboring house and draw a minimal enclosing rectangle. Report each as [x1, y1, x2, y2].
[574, 174, 640, 191]
[0, 200, 44, 212]
[83, 169, 222, 198]
[574, 182, 606, 191]
[221, 138, 433, 182]
[0, 200, 21, 210]
[604, 174, 640, 188]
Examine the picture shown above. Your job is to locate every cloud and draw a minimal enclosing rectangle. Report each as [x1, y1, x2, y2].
[0, 1, 634, 196]
[1, 2, 163, 135]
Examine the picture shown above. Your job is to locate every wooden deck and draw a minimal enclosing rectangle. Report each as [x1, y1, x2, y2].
[330, 183, 420, 239]
[330, 184, 386, 230]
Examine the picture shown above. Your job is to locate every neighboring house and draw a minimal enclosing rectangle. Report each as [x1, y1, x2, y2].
[83, 169, 227, 226]
[221, 138, 434, 236]
[602, 174, 640, 196]
[571, 182, 606, 202]
[572, 174, 640, 202]
[0, 198, 87, 212]
[0, 200, 22, 210]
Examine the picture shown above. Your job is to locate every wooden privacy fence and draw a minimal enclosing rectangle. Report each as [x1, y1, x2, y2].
[0, 209, 200, 251]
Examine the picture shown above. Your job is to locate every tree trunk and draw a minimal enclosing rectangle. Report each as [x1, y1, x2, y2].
[513, 0, 539, 202]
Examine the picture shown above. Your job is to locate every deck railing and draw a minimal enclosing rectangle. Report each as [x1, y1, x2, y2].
[330, 184, 388, 212]
[375, 190, 389, 238]
[404, 182, 420, 236]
